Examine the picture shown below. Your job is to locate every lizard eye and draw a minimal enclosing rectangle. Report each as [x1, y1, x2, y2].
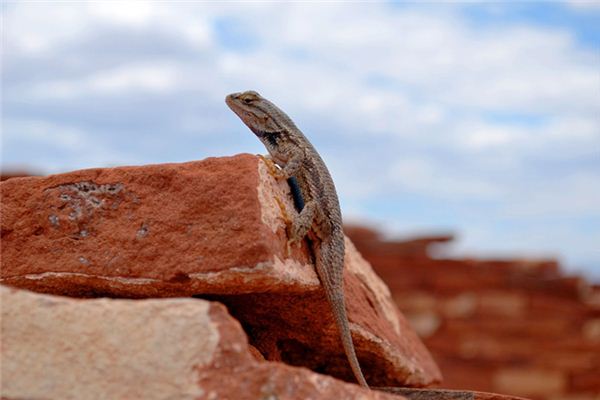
[242, 97, 253, 104]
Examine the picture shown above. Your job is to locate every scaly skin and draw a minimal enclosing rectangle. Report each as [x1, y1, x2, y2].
[225, 90, 369, 388]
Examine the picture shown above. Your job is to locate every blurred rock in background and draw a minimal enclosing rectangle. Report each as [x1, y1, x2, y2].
[346, 226, 600, 400]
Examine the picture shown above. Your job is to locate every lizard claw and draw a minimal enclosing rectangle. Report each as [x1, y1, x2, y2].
[258, 154, 285, 180]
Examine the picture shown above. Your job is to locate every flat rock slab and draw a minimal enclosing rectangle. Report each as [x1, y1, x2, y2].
[0, 286, 404, 400]
[0, 154, 441, 387]
[1, 154, 304, 296]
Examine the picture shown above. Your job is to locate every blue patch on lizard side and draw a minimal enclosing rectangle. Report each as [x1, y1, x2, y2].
[287, 176, 305, 211]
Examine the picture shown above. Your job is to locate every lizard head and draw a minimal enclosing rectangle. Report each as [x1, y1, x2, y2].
[225, 90, 293, 138]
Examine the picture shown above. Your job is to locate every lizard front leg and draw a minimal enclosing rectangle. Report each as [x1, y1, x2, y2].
[261, 154, 309, 250]
[259, 154, 303, 181]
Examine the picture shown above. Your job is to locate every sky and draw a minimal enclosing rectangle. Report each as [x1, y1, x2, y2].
[2, 2, 600, 281]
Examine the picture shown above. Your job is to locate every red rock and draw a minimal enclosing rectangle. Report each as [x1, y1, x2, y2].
[0, 285, 403, 400]
[383, 387, 529, 400]
[492, 368, 567, 397]
[582, 318, 600, 342]
[0, 170, 36, 181]
[1, 155, 285, 295]
[404, 311, 442, 338]
[425, 264, 509, 294]
[346, 226, 600, 400]
[0, 154, 441, 387]
[474, 259, 560, 278]
[570, 369, 600, 391]
[344, 226, 453, 261]
[548, 394, 600, 400]
[444, 316, 576, 340]
[536, 350, 597, 371]
[520, 276, 587, 300]
[344, 225, 382, 243]
[528, 294, 590, 318]
[584, 285, 600, 308]
[476, 291, 527, 318]
[430, 357, 496, 392]
[393, 291, 438, 313]
[441, 293, 478, 318]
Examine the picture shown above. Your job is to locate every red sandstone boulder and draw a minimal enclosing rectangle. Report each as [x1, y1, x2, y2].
[0, 154, 441, 387]
[0, 170, 35, 181]
[0, 285, 404, 400]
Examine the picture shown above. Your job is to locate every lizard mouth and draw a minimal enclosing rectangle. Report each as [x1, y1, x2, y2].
[224, 93, 239, 108]
[224, 94, 244, 117]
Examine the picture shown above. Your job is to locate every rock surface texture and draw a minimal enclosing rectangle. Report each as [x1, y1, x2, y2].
[0, 154, 439, 387]
[346, 226, 600, 400]
[0, 285, 402, 400]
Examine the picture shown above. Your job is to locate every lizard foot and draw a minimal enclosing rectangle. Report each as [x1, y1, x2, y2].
[258, 154, 286, 180]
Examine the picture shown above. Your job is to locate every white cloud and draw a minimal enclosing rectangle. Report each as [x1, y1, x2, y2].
[4, 2, 215, 57]
[2, 119, 142, 173]
[88, 1, 157, 27]
[224, 4, 598, 117]
[5, 119, 87, 152]
[89, 64, 177, 93]
[27, 63, 180, 100]
[566, 0, 600, 11]
[546, 115, 599, 142]
[454, 120, 522, 151]
[4, 4, 87, 55]
[502, 171, 600, 217]
[389, 157, 504, 200]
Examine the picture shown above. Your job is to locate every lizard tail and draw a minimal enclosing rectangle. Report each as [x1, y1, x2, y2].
[315, 247, 369, 388]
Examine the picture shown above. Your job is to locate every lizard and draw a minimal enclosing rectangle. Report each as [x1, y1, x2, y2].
[225, 90, 369, 388]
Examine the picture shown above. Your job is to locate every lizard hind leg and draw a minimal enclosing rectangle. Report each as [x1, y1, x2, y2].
[271, 189, 316, 257]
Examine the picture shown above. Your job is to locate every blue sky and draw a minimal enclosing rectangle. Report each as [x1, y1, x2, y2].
[2, 2, 600, 280]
